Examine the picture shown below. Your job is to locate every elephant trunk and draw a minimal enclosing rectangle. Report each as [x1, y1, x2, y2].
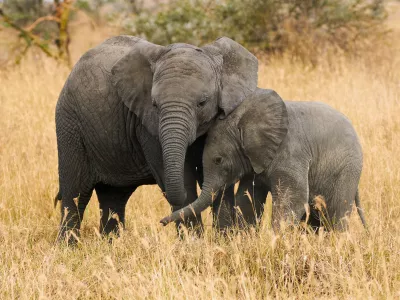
[159, 103, 196, 207]
[160, 181, 220, 225]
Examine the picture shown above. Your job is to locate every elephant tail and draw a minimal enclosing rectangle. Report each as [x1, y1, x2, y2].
[355, 189, 368, 232]
[54, 191, 62, 208]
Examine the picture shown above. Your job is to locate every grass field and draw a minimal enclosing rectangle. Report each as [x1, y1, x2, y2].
[1, 9, 400, 299]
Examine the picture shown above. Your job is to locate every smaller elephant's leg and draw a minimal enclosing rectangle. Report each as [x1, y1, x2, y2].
[95, 183, 136, 236]
[234, 174, 269, 229]
[212, 184, 235, 231]
[172, 157, 204, 236]
[320, 172, 359, 231]
[269, 169, 309, 232]
[303, 205, 322, 233]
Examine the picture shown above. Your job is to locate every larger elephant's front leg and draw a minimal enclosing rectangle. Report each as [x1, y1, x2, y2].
[141, 130, 203, 236]
[171, 157, 204, 236]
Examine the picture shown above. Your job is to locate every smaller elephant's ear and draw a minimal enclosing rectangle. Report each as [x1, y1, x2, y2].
[238, 89, 288, 174]
[111, 38, 166, 136]
[202, 37, 258, 118]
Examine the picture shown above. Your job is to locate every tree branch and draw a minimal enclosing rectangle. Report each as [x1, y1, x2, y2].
[24, 16, 60, 32]
[0, 8, 58, 59]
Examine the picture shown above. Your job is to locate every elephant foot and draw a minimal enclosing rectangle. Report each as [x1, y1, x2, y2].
[100, 218, 126, 244]
[101, 233, 119, 244]
[175, 219, 204, 239]
[300, 210, 322, 234]
[56, 227, 81, 246]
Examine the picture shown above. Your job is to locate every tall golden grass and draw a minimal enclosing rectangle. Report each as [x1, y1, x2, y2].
[1, 9, 400, 299]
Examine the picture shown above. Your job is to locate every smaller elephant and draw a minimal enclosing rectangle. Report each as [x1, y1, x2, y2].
[160, 89, 367, 231]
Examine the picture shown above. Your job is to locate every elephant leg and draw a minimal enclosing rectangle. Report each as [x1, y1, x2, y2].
[234, 174, 269, 229]
[302, 205, 322, 233]
[270, 168, 309, 232]
[172, 157, 204, 236]
[211, 184, 235, 231]
[58, 187, 93, 244]
[95, 183, 136, 236]
[320, 172, 358, 231]
[57, 127, 94, 244]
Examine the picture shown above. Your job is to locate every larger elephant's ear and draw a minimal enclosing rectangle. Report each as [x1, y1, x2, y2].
[111, 38, 166, 136]
[238, 90, 288, 174]
[202, 37, 258, 118]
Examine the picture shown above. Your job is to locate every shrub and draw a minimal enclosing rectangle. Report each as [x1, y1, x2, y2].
[0, 0, 75, 66]
[126, 0, 387, 58]
[1, 0, 58, 40]
[1, 0, 53, 25]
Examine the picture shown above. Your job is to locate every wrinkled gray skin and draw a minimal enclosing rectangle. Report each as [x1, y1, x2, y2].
[161, 89, 367, 231]
[55, 35, 258, 242]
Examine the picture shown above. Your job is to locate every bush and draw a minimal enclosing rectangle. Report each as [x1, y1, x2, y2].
[0, 0, 75, 66]
[126, 0, 387, 58]
[1, 0, 58, 40]
[1, 0, 53, 25]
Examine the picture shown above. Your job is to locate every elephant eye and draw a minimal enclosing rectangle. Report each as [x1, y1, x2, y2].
[214, 156, 223, 165]
[197, 96, 209, 108]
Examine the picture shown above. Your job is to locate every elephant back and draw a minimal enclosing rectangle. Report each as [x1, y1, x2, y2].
[78, 35, 142, 72]
[284, 100, 363, 177]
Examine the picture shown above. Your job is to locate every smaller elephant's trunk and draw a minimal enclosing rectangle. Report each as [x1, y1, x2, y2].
[160, 183, 220, 225]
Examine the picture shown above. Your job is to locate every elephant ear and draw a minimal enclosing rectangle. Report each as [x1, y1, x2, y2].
[238, 90, 288, 174]
[202, 37, 258, 118]
[111, 38, 166, 136]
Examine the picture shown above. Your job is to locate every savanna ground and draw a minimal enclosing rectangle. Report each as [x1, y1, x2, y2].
[1, 3, 400, 299]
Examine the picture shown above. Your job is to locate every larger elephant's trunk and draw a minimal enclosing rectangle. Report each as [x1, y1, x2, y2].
[160, 181, 219, 225]
[159, 102, 196, 207]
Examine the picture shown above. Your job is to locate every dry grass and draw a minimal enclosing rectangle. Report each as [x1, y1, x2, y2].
[1, 8, 400, 299]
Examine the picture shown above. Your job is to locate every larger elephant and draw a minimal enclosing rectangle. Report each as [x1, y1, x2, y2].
[55, 35, 258, 241]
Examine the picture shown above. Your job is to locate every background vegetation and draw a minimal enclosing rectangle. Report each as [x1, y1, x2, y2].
[0, 0, 389, 64]
[131, 0, 387, 58]
[0, 0, 399, 299]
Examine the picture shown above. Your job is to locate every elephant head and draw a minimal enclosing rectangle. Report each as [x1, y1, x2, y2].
[111, 36, 258, 206]
[160, 89, 288, 224]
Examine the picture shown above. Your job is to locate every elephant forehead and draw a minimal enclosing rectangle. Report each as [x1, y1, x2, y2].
[157, 48, 213, 70]
[154, 58, 215, 84]
[167, 43, 203, 52]
[208, 120, 235, 143]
